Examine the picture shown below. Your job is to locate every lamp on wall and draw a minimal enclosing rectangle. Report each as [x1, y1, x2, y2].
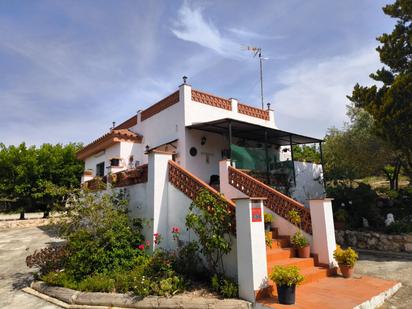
[145, 145, 150, 153]
[201, 136, 207, 146]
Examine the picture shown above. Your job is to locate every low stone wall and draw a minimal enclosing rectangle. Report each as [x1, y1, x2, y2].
[27, 281, 251, 309]
[335, 230, 412, 253]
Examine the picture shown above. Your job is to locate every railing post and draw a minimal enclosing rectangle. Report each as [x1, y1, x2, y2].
[235, 197, 268, 302]
[309, 198, 337, 268]
[219, 160, 247, 200]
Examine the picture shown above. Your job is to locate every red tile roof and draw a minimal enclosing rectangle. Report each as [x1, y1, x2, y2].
[77, 129, 142, 161]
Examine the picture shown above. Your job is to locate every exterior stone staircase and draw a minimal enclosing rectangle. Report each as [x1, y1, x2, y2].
[264, 228, 335, 299]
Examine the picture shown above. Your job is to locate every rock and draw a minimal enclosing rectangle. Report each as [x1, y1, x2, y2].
[75, 292, 138, 307]
[405, 243, 412, 253]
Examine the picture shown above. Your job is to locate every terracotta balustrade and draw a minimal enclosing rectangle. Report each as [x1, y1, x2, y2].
[83, 164, 148, 190]
[237, 103, 270, 120]
[228, 166, 312, 234]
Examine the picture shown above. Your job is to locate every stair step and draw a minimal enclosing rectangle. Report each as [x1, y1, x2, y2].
[266, 267, 330, 297]
[267, 237, 290, 249]
[267, 257, 315, 273]
[266, 248, 295, 261]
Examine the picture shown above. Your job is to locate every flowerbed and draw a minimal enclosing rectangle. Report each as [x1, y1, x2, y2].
[26, 190, 238, 299]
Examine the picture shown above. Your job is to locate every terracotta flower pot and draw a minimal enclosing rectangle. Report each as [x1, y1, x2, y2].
[339, 264, 354, 278]
[297, 245, 310, 258]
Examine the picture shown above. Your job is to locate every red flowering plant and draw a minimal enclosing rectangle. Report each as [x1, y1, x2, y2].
[171, 226, 180, 242]
[154, 233, 162, 245]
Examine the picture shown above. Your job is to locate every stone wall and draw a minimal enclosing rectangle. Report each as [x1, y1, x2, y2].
[335, 230, 412, 253]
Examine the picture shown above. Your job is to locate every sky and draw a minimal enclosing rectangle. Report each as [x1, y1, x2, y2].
[0, 0, 395, 146]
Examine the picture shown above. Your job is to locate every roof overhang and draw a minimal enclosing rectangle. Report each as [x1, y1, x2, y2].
[77, 129, 142, 161]
[186, 118, 322, 146]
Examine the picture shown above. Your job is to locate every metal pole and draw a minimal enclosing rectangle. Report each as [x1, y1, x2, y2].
[264, 130, 270, 185]
[259, 52, 264, 109]
[228, 121, 232, 160]
[289, 135, 296, 186]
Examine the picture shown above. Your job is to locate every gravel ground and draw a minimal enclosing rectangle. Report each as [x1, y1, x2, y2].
[355, 250, 412, 309]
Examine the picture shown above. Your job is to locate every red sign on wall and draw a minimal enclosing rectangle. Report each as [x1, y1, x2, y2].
[251, 203, 262, 222]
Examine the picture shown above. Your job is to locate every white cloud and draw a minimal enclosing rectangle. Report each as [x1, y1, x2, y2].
[271, 47, 381, 137]
[171, 2, 242, 58]
[227, 28, 283, 40]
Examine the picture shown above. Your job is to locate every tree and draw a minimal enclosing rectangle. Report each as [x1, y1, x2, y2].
[348, 0, 412, 180]
[323, 104, 399, 188]
[292, 144, 321, 164]
[0, 143, 84, 218]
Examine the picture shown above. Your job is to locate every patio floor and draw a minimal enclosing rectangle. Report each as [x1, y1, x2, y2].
[258, 275, 400, 309]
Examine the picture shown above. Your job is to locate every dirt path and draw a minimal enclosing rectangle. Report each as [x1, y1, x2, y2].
[355, 250, 412, 309]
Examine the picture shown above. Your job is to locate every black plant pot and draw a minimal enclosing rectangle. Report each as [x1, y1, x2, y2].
[265, 222, 271, 231]
[277, 284, 296, 305]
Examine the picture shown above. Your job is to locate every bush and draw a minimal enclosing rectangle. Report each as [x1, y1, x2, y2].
[59, 191, 144, 281]
[77, 274, 115, 292]
[41, 271, 77, 289]
[333, 245, 358, 267]
[385, 221, 412, 234]
[211, 274, 238, 298]
[185, 189, 234, 276]
[270, 265, 304, 287]
[26, 244, 68, 276]
[264, 213, 273, 223]
[290, 231, 309, 248]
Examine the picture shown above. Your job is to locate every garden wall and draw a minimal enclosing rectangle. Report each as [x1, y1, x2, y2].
[335, 230, 412, 253]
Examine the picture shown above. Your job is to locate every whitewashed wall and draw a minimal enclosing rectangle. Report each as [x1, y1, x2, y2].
[292, 161, 325, 206]
[84, 143, 121, 176]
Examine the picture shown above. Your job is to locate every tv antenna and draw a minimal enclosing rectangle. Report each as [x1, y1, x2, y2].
[244, 46, 267, 109]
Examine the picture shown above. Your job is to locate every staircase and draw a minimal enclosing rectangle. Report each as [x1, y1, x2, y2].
[263, 228, 336, 300]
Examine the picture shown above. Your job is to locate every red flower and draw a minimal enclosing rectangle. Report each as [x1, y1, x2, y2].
[154, 233, 159, 237]
[137, 244, 145, 250]
[145, 240, 151, 247]
[172, 226, 180, 233]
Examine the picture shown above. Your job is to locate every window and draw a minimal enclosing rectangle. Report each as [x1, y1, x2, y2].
[96, 162, 105, 177]
[110, 158, 120, 167]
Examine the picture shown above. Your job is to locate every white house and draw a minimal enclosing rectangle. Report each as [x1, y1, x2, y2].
[76, 79, 336, 304]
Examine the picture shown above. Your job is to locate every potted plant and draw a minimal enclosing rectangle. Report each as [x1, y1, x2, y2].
[264, 213, 274, 231]
[291, 230, 310, 258]
[287, 210, 310, 258]
[333, 245, 358, 278]
[270, 265, 304, 305]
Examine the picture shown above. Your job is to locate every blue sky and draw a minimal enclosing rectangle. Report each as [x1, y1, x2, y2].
[0, 0, 394, 146]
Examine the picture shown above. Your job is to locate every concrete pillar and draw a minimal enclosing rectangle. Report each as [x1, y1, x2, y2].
[309, 198, 337, 268]
[219, 160, 247, 200]
[235, 197, 268, 302]
[147, 151, 173, 251]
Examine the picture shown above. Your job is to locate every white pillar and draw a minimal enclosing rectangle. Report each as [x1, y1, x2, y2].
[235, 197, 268, 302]
[147, 151, 173, 251]
[219, 160, 247, 200]
[230, 98, 238, 113]
[309, 198, 337, 268]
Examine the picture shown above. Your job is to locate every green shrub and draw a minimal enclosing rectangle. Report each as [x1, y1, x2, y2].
[59, 191, 144, 281]
[270, 265, 304, 287]
[186, 189, 234, 276]
[290, 231, 309, 248]
[385, 221, 412, 234]
[41, 271, 77, 289]
[77, 274, 115, 292]
[175, 241, 203, 278]
[210, 274, 238, 298]
[333, 245, 358, 267]
[265, 232, 273, 248]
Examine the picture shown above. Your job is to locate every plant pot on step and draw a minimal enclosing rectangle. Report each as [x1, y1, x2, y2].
[297, 244, 310, 258]
[338, 264, 354, 278]
[277, 284, 296, 305]
[264, 222, 271, 231]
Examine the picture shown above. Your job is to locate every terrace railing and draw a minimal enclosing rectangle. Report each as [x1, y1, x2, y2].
[228, 166, 312, 234]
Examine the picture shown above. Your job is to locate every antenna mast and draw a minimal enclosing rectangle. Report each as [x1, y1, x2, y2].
[246, 46, 265, 109]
